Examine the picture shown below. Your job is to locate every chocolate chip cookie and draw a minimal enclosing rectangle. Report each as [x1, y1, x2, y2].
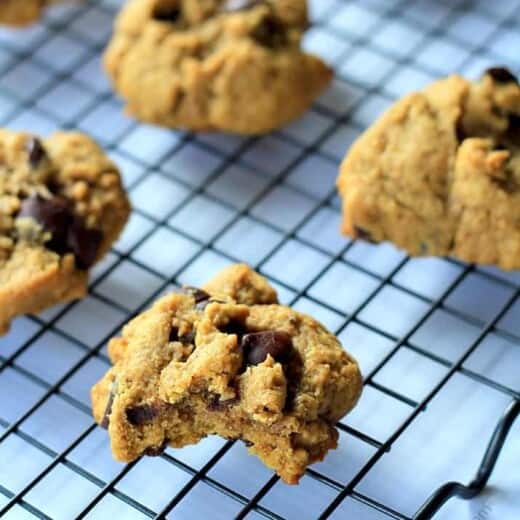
[0, 0, 67, 26]
[337, 68, 520, 270]
[104, 0, 332, 134]
[0, 130, 130, 334]
[91, 264, 362, 484]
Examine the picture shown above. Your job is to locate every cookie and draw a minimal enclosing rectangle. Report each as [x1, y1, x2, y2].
[91, 264, 362, 484]
[104, 0, 332, 134]
[337, 68, 520, 270]
[0, 0, 67, 26]
[0, 130, 130, 334]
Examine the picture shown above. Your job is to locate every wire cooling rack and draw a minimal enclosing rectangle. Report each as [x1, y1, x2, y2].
[0, 0, 519, 518]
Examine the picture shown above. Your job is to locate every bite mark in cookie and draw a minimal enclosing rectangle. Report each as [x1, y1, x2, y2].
[91, 264, 362, 484]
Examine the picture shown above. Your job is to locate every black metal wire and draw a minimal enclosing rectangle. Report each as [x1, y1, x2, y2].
[414, 398, 520, 520]
[0, 1, 519, 519]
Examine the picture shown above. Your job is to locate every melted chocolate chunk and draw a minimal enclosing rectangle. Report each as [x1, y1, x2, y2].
[126, 404, 159, 426]
[153, 5, 181, 22]
[18, 194, 103, 269]
[144, 440, 168, 457]
[67, 217, 103, 270]
[222, 0, 264, 12]
[486, 67, 519, 84]
[196, 299, 213, 310]
[491, 174, 518, 194]
[169, 325, 196, 344]
[100, 380, 118, 430]
[181, 330, 196, 343]
[242, 330, 292, 366]
[197, 298, 228, 311]
[455, 114, 467, 143]
[219, 319, 248, 338]
[207, 393, 238, 411]
[19, 195, 72, 254]
[252, 14, 286, 47]
[169, 326, 180, 342]
[510, 113, 520, 131]
[26, 137, 47, 168]
[354, 225, 375, 243]
[181, 286, 211, 305]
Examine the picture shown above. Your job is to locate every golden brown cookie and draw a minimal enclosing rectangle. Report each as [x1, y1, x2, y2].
[0, 130, 130, 334]
[104, 0, 332, 134]
[337, 68, 520, 270]
[0, 0, 68, 26]
[91, 264, 362, 484]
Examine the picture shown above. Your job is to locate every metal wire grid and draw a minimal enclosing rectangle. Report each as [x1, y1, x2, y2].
[0, 0, 519, 518]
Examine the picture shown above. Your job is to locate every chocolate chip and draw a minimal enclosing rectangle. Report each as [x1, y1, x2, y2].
[196, 300, 212, 311]
[491, 173, 518, 194]
[455, 115, 467, 142]
[126, 404, 158, 426]
[100, 380, 118, 430]
[222, 0, 264, 12]
[486, 67, 519, 84]
[207, 393, 238, 411]
[219, 319, 248, 338]
[199, 298, 229, 311]
[509, 113, 520, 131]
[19, 195, 72, 254]
[242, 331, 292, 366]
[207, 394, 223, 411]
[177, 287, 224, 310]
[252, 15, 286, 48]
[26, 137, 47, 168]
[18, 194, 103, 269]
[242, 439, 254, 447]
[153, 6, 181, 22]
[181, 330, 196, 343]
[169, 326, 196, 344]
[192, 289, 210, 304]
[169, 326, 180, 342]
[67, 217, 103, 269]
[354, 225, 375, 243]
[144, 440, 168, 456]
[181, 286, 211, 305]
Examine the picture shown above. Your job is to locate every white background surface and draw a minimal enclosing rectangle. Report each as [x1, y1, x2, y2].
[0, 0, 519, 519]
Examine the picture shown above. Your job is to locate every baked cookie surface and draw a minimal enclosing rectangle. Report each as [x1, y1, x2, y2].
[91, 264, 362, 484]
[104, 0, 332, 134]
[0, 0, 67, 26]
[337, 68, 520, 270]
[0, 130, 130, 334]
